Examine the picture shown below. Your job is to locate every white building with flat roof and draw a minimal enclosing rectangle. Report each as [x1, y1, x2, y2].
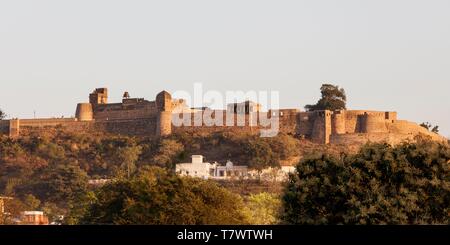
[175, 155, 295, 181]
[175, 156, 248, 180]
[176, 155, 217, 179]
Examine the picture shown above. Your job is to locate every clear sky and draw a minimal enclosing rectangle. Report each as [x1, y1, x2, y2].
[0, 0, 449, 137]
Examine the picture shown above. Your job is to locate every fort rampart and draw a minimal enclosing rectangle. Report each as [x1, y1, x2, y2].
[0, 88, 446, 145]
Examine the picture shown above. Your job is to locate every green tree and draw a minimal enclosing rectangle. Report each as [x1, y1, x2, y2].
[117, 145, 143, 179]
[282, 141, 450, 224]
[2, 198, 27, 220]
[0, 109, 6, 120]
[42, 202, 66, 224]
[420, 122, 440, 133]
[243, 192, 282, 225]
[432, 126, 439, 133]
[242, 138, 279, 172]
[37, 142, 66, 160]
[64, 191, 97, 225]
[268, 134, 300, 160]
[305, 84, 347, 111]
[23, 194, 41, 210]
[22, 163, 89, 205]
[152, 139, 184, 168]
[420, 122, 432, 130]
[80, 167, 248, 225]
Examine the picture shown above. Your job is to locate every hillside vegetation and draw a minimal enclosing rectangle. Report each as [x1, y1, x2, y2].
[0, 129, 448, 224]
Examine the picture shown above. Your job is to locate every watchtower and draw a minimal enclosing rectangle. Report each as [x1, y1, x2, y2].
[156, 91, 172, 137]
[89, 88, 108, 107]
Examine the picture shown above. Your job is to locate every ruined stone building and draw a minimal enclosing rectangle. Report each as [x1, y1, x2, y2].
[227, 101, 262, 114]
[0, 88, 446, 145]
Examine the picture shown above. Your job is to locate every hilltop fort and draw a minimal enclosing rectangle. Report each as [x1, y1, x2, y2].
[0, 88, 446, 144]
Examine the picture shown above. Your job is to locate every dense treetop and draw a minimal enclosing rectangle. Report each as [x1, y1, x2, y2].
[305, 84, 347, 111]
[283, 140, 450, 225]
[79, 167, 249, 225]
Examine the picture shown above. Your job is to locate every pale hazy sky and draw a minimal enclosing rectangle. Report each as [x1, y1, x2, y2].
[0, 0, 449, 137]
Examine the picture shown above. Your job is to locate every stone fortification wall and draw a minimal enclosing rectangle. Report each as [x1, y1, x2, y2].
[360, 112, 388, 133]
[297, 110, 331, 143]
[330, 133, 400, 145]
[331, 110, 346, 135]
[171, 110, 266, 135]
[341, 110, 384, 134]
[93, 101, 157, 121]
[271, 109, 299, 135]
[20, 118, 80, 127]
[330, 118, 447, 145]
[94, 118, 157, 136]
[18, 118, 93, 136]
[298, 111, 321, 138]
[172, 109, 309, 137]
[5, 117, 159, 137]
[294, 109, 445, 144]
[2, 88, 447, 145]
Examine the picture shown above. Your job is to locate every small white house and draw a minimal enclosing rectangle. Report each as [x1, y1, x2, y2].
[175, 155, 217, 179]
[175, 155, 295, 181]
[175, 156, 248, 180]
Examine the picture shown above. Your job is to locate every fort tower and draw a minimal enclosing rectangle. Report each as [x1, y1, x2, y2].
[156, 90, 173, 137]
[89, 88, 108, 108]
